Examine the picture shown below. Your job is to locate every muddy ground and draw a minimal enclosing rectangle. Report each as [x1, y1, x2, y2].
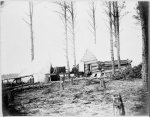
[3, 78, 148, 116]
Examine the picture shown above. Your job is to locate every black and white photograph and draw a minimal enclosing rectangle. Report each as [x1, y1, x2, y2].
[0, 0, 149, 116]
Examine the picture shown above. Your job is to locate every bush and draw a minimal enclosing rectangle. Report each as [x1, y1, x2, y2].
[112, 71, 124, 80]
[112, 63, 142, 80]
[131, 63, 142, 78]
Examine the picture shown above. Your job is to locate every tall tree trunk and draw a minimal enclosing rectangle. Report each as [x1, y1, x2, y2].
[64, 2, 70, 80]
[109, 2, 115, 75]
[70, 1, 76, 85]
[71, 2, 76, 67]
[29, 1, 34, 61]
[89, 1, 96, 44]
[92, 2, 96, 44]
[55, 1, 70, 86]
[113, 2, 121, 71]
[138, 2, 149, 90]
[115, 2, 121, 71]
[113, 2, 117, 48]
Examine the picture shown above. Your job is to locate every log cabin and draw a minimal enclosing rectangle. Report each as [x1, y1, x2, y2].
[80, 48, 132, 77]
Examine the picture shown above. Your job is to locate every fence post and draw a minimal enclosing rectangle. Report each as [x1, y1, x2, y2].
[100, 78, 106, 89]
[60, 74, 64, 90]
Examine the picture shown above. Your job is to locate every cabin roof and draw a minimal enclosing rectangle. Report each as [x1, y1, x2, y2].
[101, 59, 132, 66]
[81, 49, 97, 63]
[81, 45, 132, 65]
[81, 45, 101, 63]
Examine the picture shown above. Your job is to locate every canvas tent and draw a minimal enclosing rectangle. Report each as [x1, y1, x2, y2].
[19, 59, 51, 83]
[1, 73, 20, 84]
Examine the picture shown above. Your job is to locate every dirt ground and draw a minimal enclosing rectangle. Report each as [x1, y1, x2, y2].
[3, 78, 148, 116]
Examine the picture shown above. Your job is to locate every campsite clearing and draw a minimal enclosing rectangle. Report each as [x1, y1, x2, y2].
[3, 78, 148, 116]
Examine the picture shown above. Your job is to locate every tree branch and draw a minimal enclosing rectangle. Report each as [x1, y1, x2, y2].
[22, 18, 31, 26]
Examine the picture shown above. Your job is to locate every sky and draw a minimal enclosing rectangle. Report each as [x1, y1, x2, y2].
[1, 0, 142, 74]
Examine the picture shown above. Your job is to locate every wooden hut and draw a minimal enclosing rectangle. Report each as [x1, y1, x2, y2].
[81, 49, 100, 74]
[101, 60, 132, 71]
[100, 59, 132, 77]
[81, 48, 132, 77]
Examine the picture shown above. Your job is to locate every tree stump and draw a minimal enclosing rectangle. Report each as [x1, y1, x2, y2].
[112, 93, 125, 116]
[100, 78, 106, 89]
[60, 74, 65, 90]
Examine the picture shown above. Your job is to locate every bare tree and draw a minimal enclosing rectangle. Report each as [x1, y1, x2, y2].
[113, 1, 127, 71]
[88, 1, 97, 44]
[104, 1, 127, 72]
[113, 1, 121, 71]
[67, 1, 77, 84]
[108, 1, 115, 75]
[68, 1, 76, 67]
[103, 2, 115, 75]
[29, 1, 34, 61]
[64, 2, 70, 81]
[138, 2, 149, 90]
[55, 1, 71, 82]
[23, 1, 34, 61]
